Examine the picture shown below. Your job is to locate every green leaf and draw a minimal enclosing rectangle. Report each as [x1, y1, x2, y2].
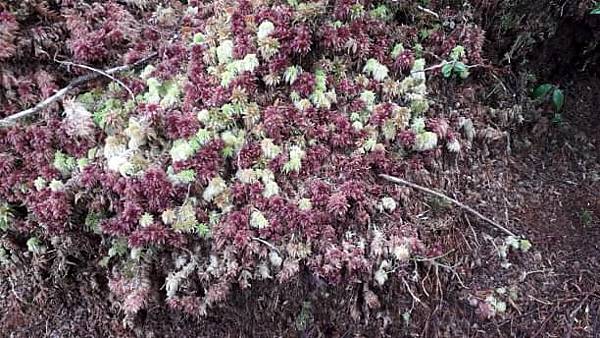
[591, 6, 600, 14]
[370, 5, 390, 20]
[418, 29, 431, 40]
[175, 169, 197, 184]
[519, 239, 532, 252]
[441, 63, 454, 78]
[192, 33, 205, 45]
[195, 223, 210, 238]
[108, 238, 128, 258]
[454, 62, 466, 73]
[450, 45, 466, 61]
[552, 88, 565, 111]
[494, 300, 507, 313]
[505, 236, 520, 250]
[98, 256, 111, 267]
[84, 212, 103, 234]
[27, 237, 45, 254]
[0, 204, 12, 231]
[454, 62, 469, 79]
[533, 84, 553, 99]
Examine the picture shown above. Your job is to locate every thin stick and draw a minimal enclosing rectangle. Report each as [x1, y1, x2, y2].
[411, 61, 484, 76]
[0, 52, 157, 128]
[402, 277, 424, 305]
[379, 174, 517, 237]
[416, 5, 440, 19]
[55, 58, 135, 101]
[8, 276, 26, 304]
[251, 236, 281, 254]
[532, 305, 559, 338]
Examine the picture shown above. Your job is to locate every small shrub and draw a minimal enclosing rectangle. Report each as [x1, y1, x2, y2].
[533, 83, 565, 112]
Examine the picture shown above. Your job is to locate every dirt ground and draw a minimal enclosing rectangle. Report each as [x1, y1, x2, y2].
[1, 2, 599, 338]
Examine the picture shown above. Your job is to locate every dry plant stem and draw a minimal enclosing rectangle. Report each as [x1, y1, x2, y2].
[532, 305, 559, 338]
[251, 236, 281, 254]
[416, 5, 440, 19]
[402, 277, 424, 305]
[411, 61, 484, 76]
[0, 52, 158, 128]
[379, 174, 517, 237]
[8, 276, 25, 304]
[55, 58, 135, 101]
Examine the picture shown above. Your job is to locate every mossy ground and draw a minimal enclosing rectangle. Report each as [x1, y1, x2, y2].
[1, 1, 600, 337]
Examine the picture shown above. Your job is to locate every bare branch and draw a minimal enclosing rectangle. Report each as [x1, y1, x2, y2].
[416, 5, 440, 19]
[0, 52, 157, 128]
[410, 61, 485, 76]
[379, 174, 517, 237]
[54, 57, 136, 101]
[402, 277, 424, 305]
[251, 237, 281, 254]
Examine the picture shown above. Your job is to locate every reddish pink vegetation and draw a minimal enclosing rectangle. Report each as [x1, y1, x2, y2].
[394, 50, 415, 72]
[164, 110, 200, 140]
[64, 2, 140, 63]
[0, 0, 485, 318]
[27, 188, 72, 234]
[0, 11, 19, 60]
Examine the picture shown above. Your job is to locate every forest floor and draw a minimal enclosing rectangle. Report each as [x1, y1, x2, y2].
[1, 2, 599, 337]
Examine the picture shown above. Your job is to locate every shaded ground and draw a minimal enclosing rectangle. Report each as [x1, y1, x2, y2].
[1, 3, 600, 338]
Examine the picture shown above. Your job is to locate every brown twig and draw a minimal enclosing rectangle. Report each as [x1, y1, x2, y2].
[411, 61, 486, 76]
[8, 276, 26, 304]
[379, 174, 517, 237]
[531, 305, 558, 338]
[0, 52, 157, 128]
[251, 236, 281, 254]
[54, 57, 135, 101]
[416, 5, 440, 19]
[402, 277, 424, 305]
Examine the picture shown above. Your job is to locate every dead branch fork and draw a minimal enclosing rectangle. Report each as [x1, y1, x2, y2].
[380, 174, 517, 237]
[0, 52, 157, 128]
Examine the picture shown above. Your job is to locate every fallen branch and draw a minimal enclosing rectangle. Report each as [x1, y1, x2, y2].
[8, 276, 26, 304]
[410, 60, 485, 76]
[54, 57, 135, 101]
[0, 52, 158, 128]
[402, 277, 424, 306]
[416, 5, 440, 19]
[532, 305, 559, 338]
[251, 236, 281, 254]
[379, 174, 517, 237]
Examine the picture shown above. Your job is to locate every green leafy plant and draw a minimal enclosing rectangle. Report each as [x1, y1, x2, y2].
[533, 83, 564, 112]
[99, 238, 129, 267]
[53, 151, 77, 176]
[84, 212, 103, 234]
[551, 113, 563, 125]
[591, 3, 600, 14]
[580, 209, 594, 227]
[505, 236, 532, 252]
[473, 286, 518, 319]
[0, 203, 13, 231]
[26, 237, 46, 254]
[442, 46, 470, 79]
[0, 246, 11, 266]
[491, 235, 532, 269]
